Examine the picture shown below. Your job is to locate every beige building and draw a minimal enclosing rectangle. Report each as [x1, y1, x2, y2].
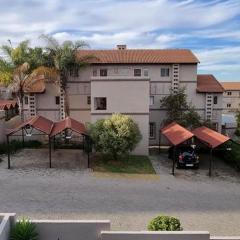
[221, 82, 240, 113]
[22, 45, 224, 154]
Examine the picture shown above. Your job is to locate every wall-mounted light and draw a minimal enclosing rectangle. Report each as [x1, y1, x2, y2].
[24, 124, 33, 137]
[65, 129, 73, 139]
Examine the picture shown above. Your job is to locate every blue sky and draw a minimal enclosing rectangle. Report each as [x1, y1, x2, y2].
[0, 0, 239, 81]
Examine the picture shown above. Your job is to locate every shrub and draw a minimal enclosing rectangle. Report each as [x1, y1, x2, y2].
[148, 215, 183, 231]
[89, 113, 142, 160]
[9, 218, 38, 240]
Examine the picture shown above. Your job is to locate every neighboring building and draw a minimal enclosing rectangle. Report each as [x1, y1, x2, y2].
[221, 82, 240, 113]
[22, 45, 224, 154]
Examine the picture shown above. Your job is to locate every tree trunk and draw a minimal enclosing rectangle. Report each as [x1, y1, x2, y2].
[60, 71, 69, 117]
[17, 95, 24, 122]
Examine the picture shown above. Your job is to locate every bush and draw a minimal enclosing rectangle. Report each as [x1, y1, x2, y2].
[148, 215, 183, 231]
[10, 218, 38, 240]
[89, 113, 142, 160]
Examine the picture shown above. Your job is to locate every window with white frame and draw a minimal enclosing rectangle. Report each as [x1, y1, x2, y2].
[134, 68, 141, 77]
[143, 69, 149, 77]
[100, 69, 108, 77]
[227, 91, 232, 96]
[149, 122, 156, 139]
[94, 97, 107, 110]
[150, 96, 154, 105]
[93, 69, 97, 76]
[160, 68, 170, 77]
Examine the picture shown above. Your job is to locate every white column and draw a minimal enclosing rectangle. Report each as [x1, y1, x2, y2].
[172, 64, 180, 93]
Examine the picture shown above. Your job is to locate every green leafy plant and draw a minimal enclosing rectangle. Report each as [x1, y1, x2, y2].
[9, 218, 38, 240]
[89, 113, 142, 160]
[148, 215, 183, 231]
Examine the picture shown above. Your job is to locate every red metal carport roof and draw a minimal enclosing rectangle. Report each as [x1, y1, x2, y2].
[7, 116, 54, 136]
[161, 122, 194, 146]
[50, 116, 87, 137]
[192, 126, 230, 148]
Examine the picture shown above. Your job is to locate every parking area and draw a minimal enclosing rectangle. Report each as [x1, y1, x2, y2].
[0, 148, 240, 235]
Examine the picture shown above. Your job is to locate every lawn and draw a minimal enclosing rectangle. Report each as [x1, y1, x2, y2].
[92, 155, 156, 174]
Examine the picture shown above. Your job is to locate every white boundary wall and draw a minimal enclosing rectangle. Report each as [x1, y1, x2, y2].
[1, 214, 240, 240]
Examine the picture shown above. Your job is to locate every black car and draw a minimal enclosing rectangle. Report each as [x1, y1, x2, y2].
[168, 145, 199, 169]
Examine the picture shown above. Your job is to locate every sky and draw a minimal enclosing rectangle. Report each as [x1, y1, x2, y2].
[0, 0, 239, 81]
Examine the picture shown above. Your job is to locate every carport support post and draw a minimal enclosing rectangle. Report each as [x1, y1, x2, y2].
[172, 146, 176, 175]
[7, 135, 10, 169]
[49, 136, 52, 168]
[209, 148, 213, 177]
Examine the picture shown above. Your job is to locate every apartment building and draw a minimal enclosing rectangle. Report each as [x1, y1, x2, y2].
[22, 45, 224, 153]
[221, 82, 240, 113]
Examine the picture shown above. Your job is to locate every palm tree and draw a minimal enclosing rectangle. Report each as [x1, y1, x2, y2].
[0, 40, 57, 121]
[40, 35, 94, 117]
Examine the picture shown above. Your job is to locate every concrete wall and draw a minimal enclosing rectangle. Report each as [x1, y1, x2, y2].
[32, 220, 110, 240]
[0, 214, 15, 240]
[101, 231, 210, 240]
[222, 90, 240, 113]
[0, 214, 239, 240]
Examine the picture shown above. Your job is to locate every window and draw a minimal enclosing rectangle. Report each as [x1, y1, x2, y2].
[213, 96, 218, 104]
[150, 96, 154, 105]
[70, 68, 79, 77]
[100, 69, 108, 76]
[227, 103, 231, 108]
[143, 69, 149, 77]
[161, 68, 170, 77]
[87, 96, 91, 105]
[55, 96, 60, 105]
[149, 123, 156, 139]
[24, 96, 28, 105]
[93, 69, 97, 76]
[227, 91, 232, 96]
[94, 97, 107, 110]
[134, 68, 141, 77]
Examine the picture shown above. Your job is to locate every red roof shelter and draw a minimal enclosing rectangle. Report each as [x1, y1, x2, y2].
[160, 122, 194, 175]
[6, 115, 89, 169]
[160, 122, 231, 177]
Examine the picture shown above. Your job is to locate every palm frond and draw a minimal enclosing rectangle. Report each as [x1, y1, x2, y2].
[40, 34, 59, 51]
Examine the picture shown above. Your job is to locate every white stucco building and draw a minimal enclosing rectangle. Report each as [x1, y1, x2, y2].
[21, 45, 224, 154]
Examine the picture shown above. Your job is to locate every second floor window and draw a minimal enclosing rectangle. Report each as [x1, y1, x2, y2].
[134, 68, 141, 77]
[227, 91, 232, 95]
[24, 96, 29, 105]
[55, 96, 60, 105]
[213, 96, 218, 104]
[100, 69, 108, 76]
[87, 96, 91, 105]
[150, 96, 154, 105]
[161, 68, 170, 77]
[149, 122, 156, 139]
[94, 97, 107, 110]
[227, 103, 231, 108]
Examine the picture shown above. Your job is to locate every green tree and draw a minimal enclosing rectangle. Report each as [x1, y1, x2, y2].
[0, 40, 56, 120]
[40, 35, 94, 116]
[89, 113, 142, 160]
[160, 87, 201, 128]
[235, 110, 240, 136]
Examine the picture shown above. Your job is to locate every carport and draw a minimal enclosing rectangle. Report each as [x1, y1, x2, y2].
[50, 116, 90, 168]
[192, 126, 230, 176]
[6, 116, 54, 169]
[6, 115, 90, 169]
[159, 122, 194, 175]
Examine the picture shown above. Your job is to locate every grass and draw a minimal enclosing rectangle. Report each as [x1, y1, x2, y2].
[92, 155, 156, 174]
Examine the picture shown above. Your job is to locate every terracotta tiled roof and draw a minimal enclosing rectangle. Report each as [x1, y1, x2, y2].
[7, 115, 54, 136]
[0, 100, 18, 111]
[77, 49, 199, 64]
[192, 126, 230, 148]
[161, 122, 194, 146]
[50, 116, 87, 137]
[197, 74, 224, 93]
[221, 82, 240, 91]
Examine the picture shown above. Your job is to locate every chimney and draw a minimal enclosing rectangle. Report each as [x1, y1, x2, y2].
[117, 44, 127, 50]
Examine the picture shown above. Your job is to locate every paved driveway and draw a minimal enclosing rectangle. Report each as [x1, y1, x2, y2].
[0, 149, 240, 235]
